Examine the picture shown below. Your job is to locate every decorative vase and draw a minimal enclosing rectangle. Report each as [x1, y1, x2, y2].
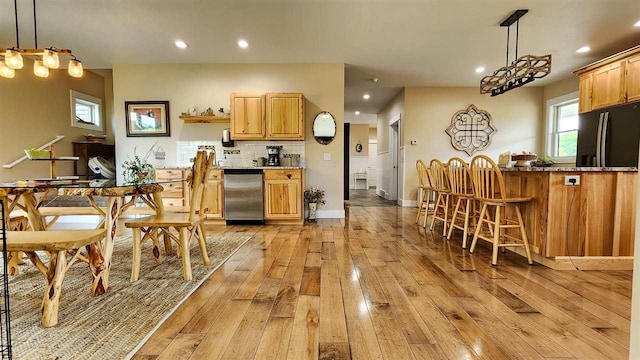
[308, 202, 318, 221]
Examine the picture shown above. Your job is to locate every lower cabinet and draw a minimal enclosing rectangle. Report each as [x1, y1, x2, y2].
[155, 169, 188, 210]
[264, 169, 303, 220]
[202, 170, 224, 218]
[156, 168, 224, 219]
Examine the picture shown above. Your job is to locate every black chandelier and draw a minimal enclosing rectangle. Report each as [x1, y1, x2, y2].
[480, 9, 551, 96]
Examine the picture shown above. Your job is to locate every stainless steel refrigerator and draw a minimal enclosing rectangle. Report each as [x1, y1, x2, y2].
[576, 102, 640, 167]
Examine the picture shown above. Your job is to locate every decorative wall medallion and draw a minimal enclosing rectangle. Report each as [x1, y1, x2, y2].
[445, 104, 497, 155]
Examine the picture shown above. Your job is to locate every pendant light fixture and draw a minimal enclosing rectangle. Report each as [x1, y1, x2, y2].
[480, 9, 551, 96]
[0, 0, 83, 79]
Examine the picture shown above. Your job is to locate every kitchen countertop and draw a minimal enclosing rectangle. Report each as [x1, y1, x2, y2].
[500, 166, 638, 172]
[155, 166, 305, 170]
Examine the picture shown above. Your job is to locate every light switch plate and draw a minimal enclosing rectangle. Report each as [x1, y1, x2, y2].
[324, 153, 331, 161]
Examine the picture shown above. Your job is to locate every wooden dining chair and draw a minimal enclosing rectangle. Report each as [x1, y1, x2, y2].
[125, 150, 215, 281]
[468, 155, 533, 266]
[415, 160, 435, 228]
[428, 159, 451, 236]
[446, 157, 475, 248]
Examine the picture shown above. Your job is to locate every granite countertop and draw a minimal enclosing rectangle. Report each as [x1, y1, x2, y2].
[500, 166, 638, 172]
[156, 166, 305, 170]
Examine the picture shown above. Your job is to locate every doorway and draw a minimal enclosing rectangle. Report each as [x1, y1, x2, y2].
[389, 114, 402, 204]
[368, 141, 377, 188]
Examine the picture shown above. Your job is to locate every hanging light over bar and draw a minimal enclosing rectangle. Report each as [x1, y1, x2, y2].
[480, 9, 551, 96]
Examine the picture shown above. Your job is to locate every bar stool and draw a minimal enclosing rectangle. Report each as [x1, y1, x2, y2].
[415, 160, 435, 228]
[428, 159, 451, 236]
[469, 155, 533, 266]
[446, 157, 475, 248]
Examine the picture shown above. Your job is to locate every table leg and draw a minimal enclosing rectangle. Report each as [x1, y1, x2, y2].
[152, 191, 164, 216]
[23, 192, 45, 231]
[42, 250, 67, 328]
[92, 196, 122, 294]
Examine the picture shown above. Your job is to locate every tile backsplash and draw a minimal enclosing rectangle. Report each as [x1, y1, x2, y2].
[176, 140, 306, 168]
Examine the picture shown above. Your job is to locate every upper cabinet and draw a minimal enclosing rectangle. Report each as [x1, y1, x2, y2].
[230, 92, 304, 140]
[267, 93, 305, 140]
[575, 45, 640, 113]
[591, 61, 626, 110]
[627, 54, 640, 103]
[230, 93, 266, 139]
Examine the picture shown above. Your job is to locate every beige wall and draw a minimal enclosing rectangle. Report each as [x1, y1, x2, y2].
[377, 90, 405, 153]
[112, 63, 345, 216]
[369, 127, 377, 142]
[0, 65, 106, 180]
[90, 69, 116, 144]
[402, 86, 544, 203]
[350, 124, 369, 156]
[543, 76, 579, 101]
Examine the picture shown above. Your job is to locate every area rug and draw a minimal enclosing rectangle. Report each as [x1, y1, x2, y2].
[8, 231, 252, 360]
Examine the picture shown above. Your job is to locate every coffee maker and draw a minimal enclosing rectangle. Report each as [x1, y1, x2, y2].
[266, 146, 282, 166]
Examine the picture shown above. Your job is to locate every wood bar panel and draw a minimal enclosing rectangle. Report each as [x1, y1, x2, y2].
[504, 169, 636, 259]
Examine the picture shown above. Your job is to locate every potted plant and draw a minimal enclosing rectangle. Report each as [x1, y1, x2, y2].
[122, 155, 154, 184]
[304, 187, 325, 221]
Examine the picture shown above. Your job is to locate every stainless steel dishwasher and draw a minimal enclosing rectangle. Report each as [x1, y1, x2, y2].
[223, 169, 264, 224]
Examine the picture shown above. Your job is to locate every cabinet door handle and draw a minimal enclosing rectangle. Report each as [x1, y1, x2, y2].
[287, 174, 292, 179]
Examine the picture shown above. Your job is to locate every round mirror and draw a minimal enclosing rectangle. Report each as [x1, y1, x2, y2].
[313, 111, 336, 145]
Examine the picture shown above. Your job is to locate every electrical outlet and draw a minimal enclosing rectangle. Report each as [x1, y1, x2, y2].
[564, 175, 580, 186]
[323, 153, 331, 161]
[410, 140, 418, 145]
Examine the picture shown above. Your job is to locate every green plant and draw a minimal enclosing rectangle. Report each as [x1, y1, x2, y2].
[304, 187, 325, 204]
[122, 155, 153, 183]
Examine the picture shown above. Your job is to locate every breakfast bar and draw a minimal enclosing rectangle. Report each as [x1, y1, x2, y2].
[502, 166, 637, 269]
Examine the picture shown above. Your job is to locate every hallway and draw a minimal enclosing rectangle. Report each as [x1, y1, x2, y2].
[346, 189, 397, 207]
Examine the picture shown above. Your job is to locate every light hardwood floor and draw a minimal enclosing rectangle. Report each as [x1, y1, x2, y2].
[132, 206, 632, 360]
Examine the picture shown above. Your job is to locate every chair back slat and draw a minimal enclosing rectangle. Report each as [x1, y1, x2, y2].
[470, 155, 506, 200]
[188, 151, 215, 222]
[416, 160, 431, 188]
[428, 159, 449, 192]
[447, 157, 473, 196]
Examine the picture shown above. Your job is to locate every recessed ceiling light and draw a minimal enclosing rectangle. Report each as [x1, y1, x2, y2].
[174, 40, 188, 49]
[363, 94, 370, 100]
[635, 20, 640, 27]
[355, 111, 360, 115]
[237, 39, 249, 49]
[576, 46, 591, 53]
[475, 67, 485, 73]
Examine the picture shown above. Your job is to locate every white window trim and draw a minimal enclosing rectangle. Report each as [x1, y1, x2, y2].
[70, 90, 104, 131]
[545, 91, 579, 164]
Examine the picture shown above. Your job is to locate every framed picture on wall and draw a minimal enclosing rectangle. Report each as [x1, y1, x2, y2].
[125, 101, 170, 137]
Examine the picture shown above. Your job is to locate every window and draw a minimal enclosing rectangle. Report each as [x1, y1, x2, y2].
[546, 92, 579, 163]
[70, 90, 103, 131]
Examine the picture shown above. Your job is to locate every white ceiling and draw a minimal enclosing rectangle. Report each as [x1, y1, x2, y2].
[2, 0, 639, 114]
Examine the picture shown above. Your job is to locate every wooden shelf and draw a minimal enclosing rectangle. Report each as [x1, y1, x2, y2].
[31, 157, 79, 161]
[179, 115, 230, 124]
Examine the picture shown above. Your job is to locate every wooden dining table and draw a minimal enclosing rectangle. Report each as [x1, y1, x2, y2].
[0, 178, 176, 296]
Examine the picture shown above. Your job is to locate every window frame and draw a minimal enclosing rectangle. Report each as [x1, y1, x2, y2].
[545, 91, 579, 164]
[70, 90, 104, 131]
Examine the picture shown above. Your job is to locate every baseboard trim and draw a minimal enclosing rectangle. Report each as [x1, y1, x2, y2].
[317, 209, 345, 219]
[401, 200, 418, 207]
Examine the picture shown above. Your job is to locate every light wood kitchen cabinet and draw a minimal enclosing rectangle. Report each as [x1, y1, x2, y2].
[230, 93, 266, 140]
[626, 53, 640, 103]
[574, 45, 640, 113]
[155, 169, 189, 209]
[578, 73, 593, 114]
[264, 169, 303, 221]
[266, 93, 305, 140]
[202, 170, 224, 218]
[591, 60, 626, 110]
[230, 92, 304, 140]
